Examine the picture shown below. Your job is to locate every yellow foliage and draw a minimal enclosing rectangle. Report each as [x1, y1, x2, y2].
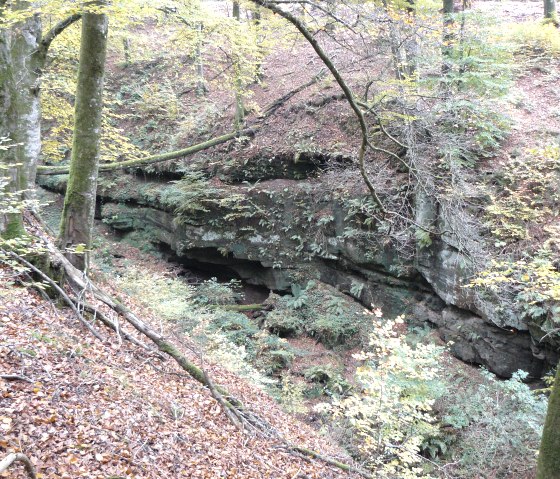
[318, 310, 445, 478]
[503, 21, 560, 56]
[485, 145, 560, 244]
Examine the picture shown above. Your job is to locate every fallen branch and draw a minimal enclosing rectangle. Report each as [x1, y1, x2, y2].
[36, 129, 253, 176]
[289, 444, 373, 479]
[251, 0, 386, 213]
[81, 303, 166, 360]
[29, 223, 372, 478]
[1, 374, 33, 383]
[216, 303, 268, 312]
[259, 69, 326, 118]
[37, 70, 331, 177]
[0, 453, 37, 479]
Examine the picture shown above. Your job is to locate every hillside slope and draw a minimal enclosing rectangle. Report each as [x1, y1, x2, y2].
[0, 260, 362, 479]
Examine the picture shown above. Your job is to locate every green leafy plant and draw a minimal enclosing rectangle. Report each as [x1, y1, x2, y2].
[317, 310, 447, 479]
[438, 370, 547, 478]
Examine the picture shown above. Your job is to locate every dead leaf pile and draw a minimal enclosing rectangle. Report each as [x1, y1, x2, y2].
[0, 265, 361, 478]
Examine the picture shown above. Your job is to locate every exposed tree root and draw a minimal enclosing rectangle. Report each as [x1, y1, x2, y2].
[1, 248, 104, 341]
[0, 453, 37, 479]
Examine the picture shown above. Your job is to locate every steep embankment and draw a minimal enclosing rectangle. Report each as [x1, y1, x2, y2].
[0, 262, 361, 478]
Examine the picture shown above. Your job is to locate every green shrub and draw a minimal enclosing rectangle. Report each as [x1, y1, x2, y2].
[254, 333, 295, 374]
[304, 365, 351, 398]
[264, 310, 303, 336]
[439, 369, 547, 478]
[505, 21, 560, 56]
[316, 311, 447, 479]
[114, 267, 195, 322]
[307, 312, 358, 348]
[265, 281, 367, 348]
[194, 277, 243, 306]
[279, 374, 307, 414]
[208, 311, 259, 349]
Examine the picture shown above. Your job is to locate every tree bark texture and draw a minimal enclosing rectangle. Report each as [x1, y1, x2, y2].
[0, 4, 42, 238]
[58, 8, 108, 270]
[442, 0, 455, 76]
[537, 364, 560, 479]
[544, 0, 557, 22]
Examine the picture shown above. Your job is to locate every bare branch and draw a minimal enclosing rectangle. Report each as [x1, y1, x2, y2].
[40, 14, 82, 53]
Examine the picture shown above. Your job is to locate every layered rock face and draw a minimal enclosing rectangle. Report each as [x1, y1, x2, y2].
[39, 153, 558, 377]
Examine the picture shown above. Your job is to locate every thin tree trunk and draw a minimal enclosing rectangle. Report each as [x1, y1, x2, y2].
[404, 0, 417, 78]
[58, 7, 108, 271]
[442, 0, 455, 76]
[381, 0, 407, 81]
[195, 22, 208, 96]
[233, 1, 245, 130]
[537, 364, 560, 479]
[123, 37, 131, 66]
[252, 7, 264, 82]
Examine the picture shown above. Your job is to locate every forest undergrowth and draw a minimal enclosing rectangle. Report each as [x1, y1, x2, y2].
[3, 0, 560, 478]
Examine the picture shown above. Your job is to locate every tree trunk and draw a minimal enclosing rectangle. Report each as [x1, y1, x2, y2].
[252, 7, 264, 82]
[442, 0, 455, 76]
[0, 4, 42, 239]
[58, 7, 108, 271]
[545, 0, 558, 23]
[537, 364, 560, 479]
[404, 0, 417, 78]
[195, 22, 208, 96]
[233, 1, 245, 130]
[381, 0, 407, 81]
[123, 37, 131, 66]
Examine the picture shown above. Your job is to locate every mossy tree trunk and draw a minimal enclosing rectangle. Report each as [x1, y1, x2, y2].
[0, 3, 42, 239]
[0, 5, 80, 239]
[537, 364, 560, 479]
[58, 7, 108, 271]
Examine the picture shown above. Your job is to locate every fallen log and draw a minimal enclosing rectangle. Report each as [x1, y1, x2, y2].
[36, 130, 252, 176]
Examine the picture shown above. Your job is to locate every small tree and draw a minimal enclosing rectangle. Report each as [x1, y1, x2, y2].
[232, 0, 245, 129]
[58, 5, 108, 270]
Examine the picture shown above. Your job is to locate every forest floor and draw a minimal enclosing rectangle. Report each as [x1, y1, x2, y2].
[0, 244, 364, 479]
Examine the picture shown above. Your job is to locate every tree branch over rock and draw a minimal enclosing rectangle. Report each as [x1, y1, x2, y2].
[249, 0, 387, 212]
